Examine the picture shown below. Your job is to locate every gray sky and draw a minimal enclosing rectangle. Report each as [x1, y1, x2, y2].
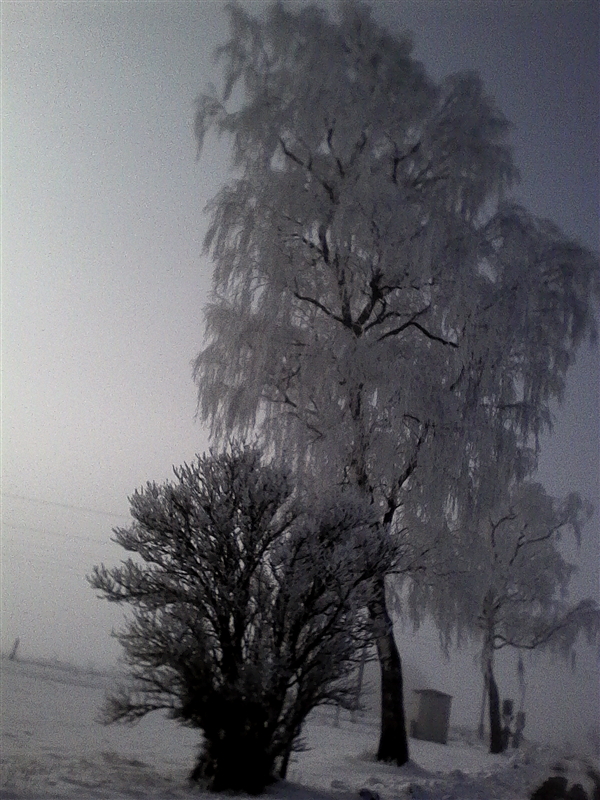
[2, 0, 598, 752]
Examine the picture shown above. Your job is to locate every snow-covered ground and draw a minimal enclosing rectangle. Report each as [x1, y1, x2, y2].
[1, 657, 597, 799]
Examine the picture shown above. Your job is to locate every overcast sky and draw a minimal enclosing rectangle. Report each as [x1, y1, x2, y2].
[2, 0, 598, 753]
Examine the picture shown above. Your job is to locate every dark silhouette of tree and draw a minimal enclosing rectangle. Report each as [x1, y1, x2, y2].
[89, 445, 390, 793]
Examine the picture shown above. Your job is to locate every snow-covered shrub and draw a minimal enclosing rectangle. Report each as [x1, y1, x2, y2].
[89, 444, 390, 793]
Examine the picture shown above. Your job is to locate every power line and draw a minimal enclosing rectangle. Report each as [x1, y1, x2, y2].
[2, 550, 92, 577]
[1, 492, 129, 519]
[2, 522, 113, 547]
[2, 544, 89, 579]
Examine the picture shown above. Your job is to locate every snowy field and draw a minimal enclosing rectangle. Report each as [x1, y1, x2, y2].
[1, 657, 598, 800]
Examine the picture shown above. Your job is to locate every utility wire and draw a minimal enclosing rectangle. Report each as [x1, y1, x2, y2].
[1, 492, 129, 519]
[3, 550, 91, 577]
[2, 522, 113, 547]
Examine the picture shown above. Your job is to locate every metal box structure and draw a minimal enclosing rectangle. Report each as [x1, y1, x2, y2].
[409, 689, 452, 745]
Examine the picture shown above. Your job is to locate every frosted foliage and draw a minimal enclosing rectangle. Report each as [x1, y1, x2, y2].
[406, 481, 599, 658]
[193, 3, 599, 578]
[89, 446, 391, 791]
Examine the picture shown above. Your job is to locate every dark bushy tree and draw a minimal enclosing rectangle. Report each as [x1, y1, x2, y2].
[89, 445, 389, 794]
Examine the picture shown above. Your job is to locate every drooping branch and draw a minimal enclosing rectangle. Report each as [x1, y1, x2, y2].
[382, 420, 430, 527]
[278, 137, 336, 204]
[354, 271, 385, 330]
[378, 316, 459, 348]
[292, 286, 344, 326]
[493, 600, 599, 652]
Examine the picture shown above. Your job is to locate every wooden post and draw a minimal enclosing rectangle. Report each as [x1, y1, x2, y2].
[352, 643, 369, 722]
[8, 637, 20, 661]
[477, 672, 488, 740]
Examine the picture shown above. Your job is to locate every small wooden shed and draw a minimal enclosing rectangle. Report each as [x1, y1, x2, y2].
[409, 689, 452, 745]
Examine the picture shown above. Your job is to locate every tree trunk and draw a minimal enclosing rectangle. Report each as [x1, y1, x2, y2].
[278, 744, 292, 781]
[487, 660, 503, 754]
[369, 575, 409, 765]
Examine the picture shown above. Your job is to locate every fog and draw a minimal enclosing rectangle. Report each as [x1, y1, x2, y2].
[2, 0, 598, 755]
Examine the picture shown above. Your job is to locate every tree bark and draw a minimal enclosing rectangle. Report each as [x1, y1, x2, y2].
[369, 575, 409, 765]
[487, 660, 503, 754]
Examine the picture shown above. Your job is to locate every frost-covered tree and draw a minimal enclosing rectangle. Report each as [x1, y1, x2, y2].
[192, 1, 599, 765]
[89, 445, 389, 793]
[475, 484, 599, 754]
[409, 481, 599, 754]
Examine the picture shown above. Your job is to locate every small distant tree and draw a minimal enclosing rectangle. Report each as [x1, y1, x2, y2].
[89, 445, 389, 794]
[411, 481, 599, 754]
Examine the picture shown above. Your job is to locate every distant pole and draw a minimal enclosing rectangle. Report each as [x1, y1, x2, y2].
[478, 672, 488, 740]
[352, 643, 369, 722]
[517, 654, 526, 713]
[333, 703, 341, 727]
[8, 637, 20, 661]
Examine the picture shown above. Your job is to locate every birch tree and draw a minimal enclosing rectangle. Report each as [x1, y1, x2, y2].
[192, 1, 599, 765]
[408, 481, 599, 754]
[475, 484, 599, 754]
